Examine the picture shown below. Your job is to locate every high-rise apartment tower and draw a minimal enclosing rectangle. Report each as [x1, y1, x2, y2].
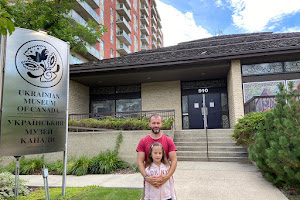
[70, 0, 163, 64]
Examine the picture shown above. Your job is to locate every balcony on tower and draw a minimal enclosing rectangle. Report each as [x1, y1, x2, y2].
[157, 35, 162, 44]
[85, 43, 100, 60]
[157, 28, 163, 37]
[116, 30, 132, 46]
[140, 15, 149, 27]
[141, 35, 149, 46]
[157, 18, 162, 29]
[116, 3, 132, 21]
[152, 25, 157, 33]
[117, 43, 131, 55]
[152, 41, 157, 49]
[117, 0, 131, 10]
[141, 44, 148, 51]
[74, 0, 100, 24]
[152, 34, 157, 42]
[151, 16, 157, 26]
[140, 24, 149, 36]
[116, 17, 132, 33]
[140, 0, 149, 8]
[86, 0, 100, 9]
[140, 4, 149, 17]
[151, 5, 157, 17]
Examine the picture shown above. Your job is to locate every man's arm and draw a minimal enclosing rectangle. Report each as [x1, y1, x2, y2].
[137, 151, 147, 177]
[162, 151, 177, 183]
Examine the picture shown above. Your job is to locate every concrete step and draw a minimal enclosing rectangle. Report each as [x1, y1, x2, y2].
[177, 151, 248, 158]
[174, 137, 235, 143]
[177, 156, 249, 162]
[175, 142, 237, 147]
[175, 129, 234, 136]
[177, 146, 247, 152]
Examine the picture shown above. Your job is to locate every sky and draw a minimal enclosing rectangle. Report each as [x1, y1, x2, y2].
[156, 0, 300, 47]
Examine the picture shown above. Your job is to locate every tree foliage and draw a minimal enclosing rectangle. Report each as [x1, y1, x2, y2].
[0, 5, 15, 35]
[0, 0, 106, 53]
[249, 82, 300, 191]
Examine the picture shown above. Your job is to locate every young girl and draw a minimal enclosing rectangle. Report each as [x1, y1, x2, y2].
[144, 142, 176, 200]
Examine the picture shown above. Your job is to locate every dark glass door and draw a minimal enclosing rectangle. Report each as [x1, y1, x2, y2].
[188, 93, 222, 129]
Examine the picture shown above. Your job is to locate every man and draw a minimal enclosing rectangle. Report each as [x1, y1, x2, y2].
[136, 114, 177, 194]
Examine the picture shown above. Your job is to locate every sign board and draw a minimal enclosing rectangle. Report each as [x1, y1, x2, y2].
[0, 28, 69, 156]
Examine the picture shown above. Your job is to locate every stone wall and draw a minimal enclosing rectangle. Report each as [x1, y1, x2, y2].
[141, 81, 182, 130]
[69, 80, 89, 114]
[227, 60, 244, 127]
[1, 130, 174, 166]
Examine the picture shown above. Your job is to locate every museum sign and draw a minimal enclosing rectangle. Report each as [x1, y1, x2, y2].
[0, 28, 69, 156]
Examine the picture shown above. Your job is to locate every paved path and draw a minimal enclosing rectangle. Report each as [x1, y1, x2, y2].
[20, 161, 288, 200]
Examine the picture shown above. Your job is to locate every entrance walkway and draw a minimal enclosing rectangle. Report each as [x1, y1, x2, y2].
[21, 162, 288, 200]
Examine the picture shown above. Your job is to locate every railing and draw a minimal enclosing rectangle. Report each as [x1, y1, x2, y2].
[77, 0, 100, 23]
[86, 44, 100, 58]
[69, 109, 175, 122]
[244, 95, 276, 114]
[141, 34, 149, 44]
[70, 10, 86, 26]
[117, 30, 132, 44]
[116, 17, 131, 32]
[117, 43, 131, 54]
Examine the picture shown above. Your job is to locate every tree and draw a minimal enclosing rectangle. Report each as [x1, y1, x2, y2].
[0, 0, 106, 54]
[0, 6, 15, 35]
[249, 82, 300, 191]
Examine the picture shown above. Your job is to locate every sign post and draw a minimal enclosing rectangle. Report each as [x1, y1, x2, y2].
[0, 28, 69, 197]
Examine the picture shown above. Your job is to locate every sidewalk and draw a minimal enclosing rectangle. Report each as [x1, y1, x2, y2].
[20, 161, 288, 200]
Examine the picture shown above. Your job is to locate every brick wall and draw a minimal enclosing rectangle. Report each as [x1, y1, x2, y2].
[69, 80, 90, 114]
[141, 81, 182, 130]
[227, 60, 244, 127]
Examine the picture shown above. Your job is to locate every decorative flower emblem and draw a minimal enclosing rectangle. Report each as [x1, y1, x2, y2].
[21, 45, 60, 82]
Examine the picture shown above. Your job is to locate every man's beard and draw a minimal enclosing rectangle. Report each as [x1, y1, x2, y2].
[152, 128, 160, 134]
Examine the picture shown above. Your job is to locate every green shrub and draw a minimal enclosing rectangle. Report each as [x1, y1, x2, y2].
[249, 82, 300, 190]
[0, 172, 29, 199]
[88, 151, 129, 174]
[232, 112, 267, 147]
[46, 160, 64, 175]
[69, 156, 90, 176]
[7, 156, 45, 175]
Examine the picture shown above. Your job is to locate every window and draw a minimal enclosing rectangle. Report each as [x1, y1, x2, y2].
[110, 7, 114, 17]
[134, 35, 138, 52]
[100, 55, 104, 60]
[111, 34, 114, 44]
[90, 85, 142, 113]
[111, 49, 114, 58]
[101, 0, 104, 5]
[242, 62, 283, 76]
[134, 0, 138, 11]
[135, 15, 138, 32]
[100, 40, 104, 51]
[101, 9, 104, 20]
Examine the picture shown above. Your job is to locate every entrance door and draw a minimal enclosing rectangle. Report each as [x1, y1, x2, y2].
[188, 93, 222, 129]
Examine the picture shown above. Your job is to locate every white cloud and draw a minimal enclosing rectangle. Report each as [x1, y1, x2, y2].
[281, 26, 300, 33]
[228, 0, 300, 32]
[156, 0, 212, 47]
[215, 0, 223, 7]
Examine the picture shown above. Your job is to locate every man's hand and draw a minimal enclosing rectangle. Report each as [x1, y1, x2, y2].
[145, 176, 163, 188]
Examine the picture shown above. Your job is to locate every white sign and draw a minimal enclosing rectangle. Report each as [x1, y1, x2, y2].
[194, 103, 199, 108]
[0, 28, 69, 156]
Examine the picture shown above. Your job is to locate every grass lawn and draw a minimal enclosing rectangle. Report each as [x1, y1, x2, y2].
[17, 186, 143, 200]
